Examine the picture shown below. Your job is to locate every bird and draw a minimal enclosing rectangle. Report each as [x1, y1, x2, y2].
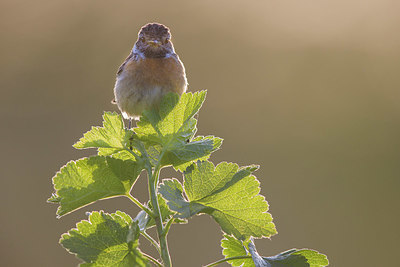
[113, 23, 188, 127]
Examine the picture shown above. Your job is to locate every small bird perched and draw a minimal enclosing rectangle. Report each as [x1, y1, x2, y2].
[113, 23, 188, 125]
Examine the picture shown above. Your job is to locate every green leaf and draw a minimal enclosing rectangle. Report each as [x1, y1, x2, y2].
[221, 235, 254, 267]
[262, 249, 329, 267]
[134, 194, 187, 231]
[133, 91, 221, 169]
[163, 135, 223, 171]
[98, 149, 138, 161]
[143, 135, 223, 171]
[135, 91, 206, 143]
[49, 156, 144, 217]
[221, 235, 329, 267]
[159, 161, 277, 240]
[74, 112, 132, 152]
[61, 211, 149, 266]
[159, 178, 205, 218]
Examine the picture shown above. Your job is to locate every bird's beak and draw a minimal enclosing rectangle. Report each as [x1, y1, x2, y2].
[147, 40, 161, 47]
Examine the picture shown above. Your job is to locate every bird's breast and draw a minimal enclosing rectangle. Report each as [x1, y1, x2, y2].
[114, 54, 187, 119]
[121, 55, 187, 93]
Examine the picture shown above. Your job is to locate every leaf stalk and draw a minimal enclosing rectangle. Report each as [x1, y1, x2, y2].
[126, 194, 154, 218]
[163, 216, 175, 236]
[141, 231, 161, 254]
[142, 252, 163, 267]
[203, 256, 252, 267]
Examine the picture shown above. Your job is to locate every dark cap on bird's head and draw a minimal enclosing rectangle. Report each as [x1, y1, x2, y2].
[139, 23, 171, 39]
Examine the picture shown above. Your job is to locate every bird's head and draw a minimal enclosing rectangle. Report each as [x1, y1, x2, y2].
[134, 23, 175, 58]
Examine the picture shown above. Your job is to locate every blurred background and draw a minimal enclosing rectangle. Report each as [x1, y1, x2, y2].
[1, 0, 399, 266]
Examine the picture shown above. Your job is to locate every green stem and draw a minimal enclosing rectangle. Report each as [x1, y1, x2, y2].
[148, 164, 172, 267]
[142, 252, 163, 267]
[125, 147, 141, 162]
[141, 231, 161, 254]
[126, 194, 154, 218]
[163, 216, 175, 236]
[203, 256, 253, 267]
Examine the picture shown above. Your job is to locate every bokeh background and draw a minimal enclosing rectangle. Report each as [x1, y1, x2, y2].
[1, 0, 399, 266]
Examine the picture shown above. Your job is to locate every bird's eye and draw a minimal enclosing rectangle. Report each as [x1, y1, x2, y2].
[139, 37, 145, 43]
[164, 38, 170, 44]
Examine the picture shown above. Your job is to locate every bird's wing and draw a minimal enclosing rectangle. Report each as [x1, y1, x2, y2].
[117, 51, 134, 76]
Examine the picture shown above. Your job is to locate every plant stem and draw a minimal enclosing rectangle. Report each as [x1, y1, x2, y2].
[125, 147, 141, 162]
[163, 216, 175, 236]
[141, 231, 161, 254]
[203, 256, 253, 267]
[148, 165, 172, 267]
[142, 252, 163, 267]
[126, 194, 154, 218]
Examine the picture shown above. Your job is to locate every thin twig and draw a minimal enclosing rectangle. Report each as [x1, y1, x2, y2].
[126, 194, 154, 218]
[141, 231, 161, 254]
[163, 216, 175, 236]
[142, 252, 163, 267]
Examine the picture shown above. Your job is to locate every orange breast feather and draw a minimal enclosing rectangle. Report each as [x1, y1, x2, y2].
[124, 56, 186, 94]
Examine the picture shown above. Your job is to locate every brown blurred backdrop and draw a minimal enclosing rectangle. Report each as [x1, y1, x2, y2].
[1, 0, 399, 266]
